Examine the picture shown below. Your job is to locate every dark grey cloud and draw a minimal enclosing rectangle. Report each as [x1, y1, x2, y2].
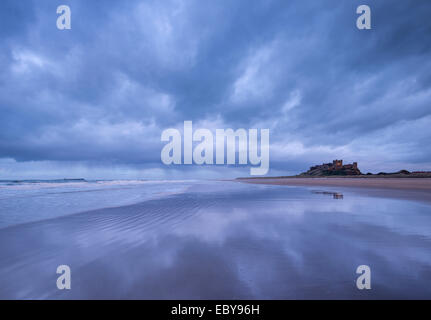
[0, 0, 430, 178]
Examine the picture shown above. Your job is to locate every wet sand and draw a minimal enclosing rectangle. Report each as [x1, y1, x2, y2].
[237, 177, 431, 203]
[1, 180, 431, 299]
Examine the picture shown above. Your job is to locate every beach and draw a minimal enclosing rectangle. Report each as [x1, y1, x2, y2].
[1, 179, 431, 299]
[237, 177, 431, 203]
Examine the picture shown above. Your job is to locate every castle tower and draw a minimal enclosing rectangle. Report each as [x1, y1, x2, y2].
[333, 159, 343, 168]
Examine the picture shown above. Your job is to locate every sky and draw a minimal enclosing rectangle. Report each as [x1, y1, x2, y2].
[1, 0, 431, 179]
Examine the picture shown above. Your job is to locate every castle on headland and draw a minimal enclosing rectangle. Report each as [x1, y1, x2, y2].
[301, 160, 362, 176]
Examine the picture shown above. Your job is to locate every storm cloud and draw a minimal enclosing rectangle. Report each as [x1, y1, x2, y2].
[0, 0, 430, 179]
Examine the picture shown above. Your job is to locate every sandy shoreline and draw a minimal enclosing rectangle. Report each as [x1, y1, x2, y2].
[236, 177, 431, 203]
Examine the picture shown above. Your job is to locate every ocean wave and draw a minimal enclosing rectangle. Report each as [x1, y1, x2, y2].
[0, 179, 200, 190]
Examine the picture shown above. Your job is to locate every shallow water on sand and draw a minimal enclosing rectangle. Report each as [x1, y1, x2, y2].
[0, 180, 430, 299]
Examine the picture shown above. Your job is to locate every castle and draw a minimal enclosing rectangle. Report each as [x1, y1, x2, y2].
[301, 160, 362, 176]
